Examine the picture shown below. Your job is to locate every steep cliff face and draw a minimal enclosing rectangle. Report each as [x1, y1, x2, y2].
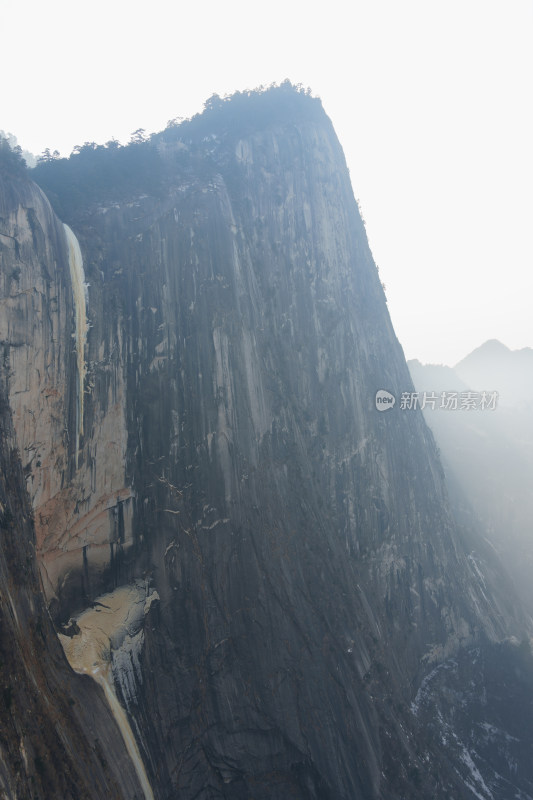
[0, 379, 152, 799]
[1, 87, 532, 799]
[0, 175, 133, 612]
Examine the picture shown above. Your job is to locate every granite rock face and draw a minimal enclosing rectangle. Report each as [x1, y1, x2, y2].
[1, 87, 532, 799]
[0, 176, 133, 612]
[0, 380, 150, 800]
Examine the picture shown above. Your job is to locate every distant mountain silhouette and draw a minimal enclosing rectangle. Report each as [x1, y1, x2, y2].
[408, 360, 469, 395]
[409, 341, 533, 614]
[454, 339, 533, 408]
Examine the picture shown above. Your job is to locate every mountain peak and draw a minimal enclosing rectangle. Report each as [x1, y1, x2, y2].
[455, 339, 533, 408]
[455, 339, 510, 369]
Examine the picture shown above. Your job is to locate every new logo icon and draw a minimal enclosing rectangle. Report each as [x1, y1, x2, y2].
[375, 389, 396, 411]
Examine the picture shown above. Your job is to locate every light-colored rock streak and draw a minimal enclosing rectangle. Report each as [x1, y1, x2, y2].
[96, 672, 154, 800]
[63, 224, 88, 468]
[59, 585, 156, 800]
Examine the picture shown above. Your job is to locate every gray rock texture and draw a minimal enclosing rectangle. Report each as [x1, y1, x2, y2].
[1, 86, 532, 799]
[0, 379, 150, 800]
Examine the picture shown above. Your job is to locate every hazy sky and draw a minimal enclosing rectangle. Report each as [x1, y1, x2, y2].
[2, 0, 531, 365]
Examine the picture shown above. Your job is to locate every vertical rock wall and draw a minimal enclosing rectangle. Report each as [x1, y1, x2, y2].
[1, 89, 530, 799]
[0, 178, 134, 614]
[0, 376, 146, 799]
[50, 113, 521, 797]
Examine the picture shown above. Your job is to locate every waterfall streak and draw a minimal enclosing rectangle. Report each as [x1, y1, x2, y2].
[63, 224, 87, 467]
[59, 586, 155, 800]
[96, 669, 155, 800]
